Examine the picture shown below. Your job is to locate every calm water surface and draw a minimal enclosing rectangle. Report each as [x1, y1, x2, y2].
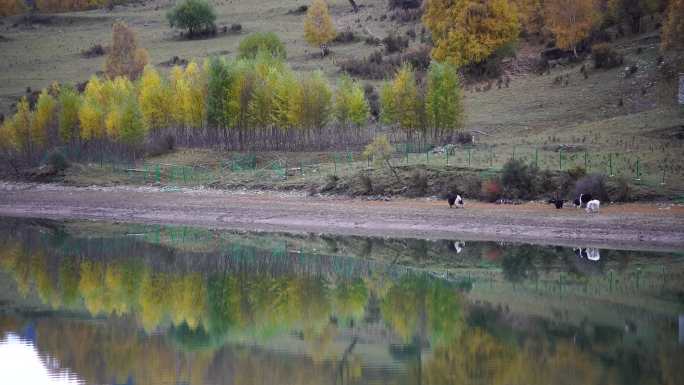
[0, 217, 682, 385]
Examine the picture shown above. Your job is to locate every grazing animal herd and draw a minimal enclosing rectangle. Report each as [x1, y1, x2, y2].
[447, 192, 601, 214]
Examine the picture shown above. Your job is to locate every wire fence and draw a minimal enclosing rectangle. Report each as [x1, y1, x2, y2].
[75, 143, 683, 194]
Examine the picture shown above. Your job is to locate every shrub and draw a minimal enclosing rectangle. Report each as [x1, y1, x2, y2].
[333, 30, 357, 44]
[167, 0, 217, 38]
[382, 31, 409, 54]
[388, 0, 421, 9]
[46, 149, 69, 171]
[408, 170, 428, 196]
[321, 174, 339, 192]
[481, 178, 503, 202]
[238, 32, 287, 60]
[500, 158, 539, 199]
[362, 134, 394, 167]
[608, 176, 632, 202]
[592, 43, 623, 69]
[573, 174, 609, 201]
[359, 174, 373, 194]
[146, 134, 175, 157]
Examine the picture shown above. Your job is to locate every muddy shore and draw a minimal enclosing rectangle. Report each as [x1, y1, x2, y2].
[0, 182, 682, 251]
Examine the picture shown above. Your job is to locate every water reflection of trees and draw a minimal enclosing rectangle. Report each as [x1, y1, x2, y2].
[1, 219, 682, 385]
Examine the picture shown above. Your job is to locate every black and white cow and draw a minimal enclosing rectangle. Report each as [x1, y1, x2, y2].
[573, 193, 593, 208]
[447, 193, 464, 208]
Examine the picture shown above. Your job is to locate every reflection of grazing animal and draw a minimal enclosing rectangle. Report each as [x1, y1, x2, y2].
[447, 193, 464, 208]
[574, 194, 593, 208]
[585, 199, 600, 213]
[574, 247, 601, 261]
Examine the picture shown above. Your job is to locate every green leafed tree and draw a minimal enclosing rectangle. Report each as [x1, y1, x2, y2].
[167, 0, 217, 37]
[425, 62, 464, 140]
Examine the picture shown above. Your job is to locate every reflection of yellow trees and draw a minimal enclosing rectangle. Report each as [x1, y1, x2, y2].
[424, 329, 608, 385]
[381, 276, 464, 345]
[139, 270, 172, 332]
[170, 273, 206, 329]
[332, 278, 368, 323]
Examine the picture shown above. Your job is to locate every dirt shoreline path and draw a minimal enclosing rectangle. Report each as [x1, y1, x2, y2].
[0, 183, 683, 251]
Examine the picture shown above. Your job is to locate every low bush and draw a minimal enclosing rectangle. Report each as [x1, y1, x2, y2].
[382, 31, 409, 54]
[592, 43, 623, 69]
[333, 30, 357, 44]
[573, 174, 609, 201]
[481, 179, 503, 202]
[408, 170, 428, 196]
[339, 45, 430, 79]
[46, 150, 69, 172]
[146, 134, 176, 157]
[608, 176, 632, 202]
[238, 32, 287, 60]
[388, 0, 421, 9]
[500, 158, 540, 200]
[321, 174, 339, 192]
[359, 174, 373, 194]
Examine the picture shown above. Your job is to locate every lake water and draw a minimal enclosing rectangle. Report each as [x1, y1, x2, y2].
[0, 217, 682, 385]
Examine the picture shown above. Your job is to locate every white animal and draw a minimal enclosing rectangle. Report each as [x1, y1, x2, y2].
[586, 248, 601, 261]
[585, 199, 600, 213]
[455, 195, 464, 208]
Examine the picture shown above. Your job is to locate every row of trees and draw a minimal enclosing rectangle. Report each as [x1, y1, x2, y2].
[0, 53, 464, 164]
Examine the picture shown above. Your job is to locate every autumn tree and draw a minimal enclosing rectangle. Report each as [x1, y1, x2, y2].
[11, 98, 34, 157]
[425, 62, 464, 139]
[105, 22, 150, 80]
[138, 66, 172, 133]
[291, 70, 332, 134]
[304, 0, 337, 57]
[334, 75, 370, 129]
[380, 65, 420, 138]
[544, 0, 601, 56]
[79, 76, 106, 141]
[32, 88, 57, 148]
[422, 0, 520, 67]
[662, 0, 684, 50]
[205, 56, 234, 133]
[58, 86, 81, 144]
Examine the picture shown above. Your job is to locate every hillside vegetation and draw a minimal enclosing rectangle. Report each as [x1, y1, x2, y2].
[0, 0, 682, 198]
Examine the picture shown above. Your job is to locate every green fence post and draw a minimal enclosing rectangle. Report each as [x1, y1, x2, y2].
[300, 160, 304, 176]
[405, 144, 409, 164]
[635, 158, 641, 181]
[584, 151, 588, 170]
[333, 154, 337, 176]
[490, 149, 494, 168]
[512, 146, 516, 160]
[426, 149, 429, 164]
[183, 166, 187, 184]
[446, 149, 449, 166]
[661, 168, 665, 185]
[559, 149, 563, 171]
[467, 148, 471, 168]
[609, 153, 614, 176]
[155, 164, 161, 183]
[534, 148, 539, 168]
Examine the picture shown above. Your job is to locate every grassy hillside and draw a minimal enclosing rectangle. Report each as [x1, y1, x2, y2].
[1, 0, 682, 192]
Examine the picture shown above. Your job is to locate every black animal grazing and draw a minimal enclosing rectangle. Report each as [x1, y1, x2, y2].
[547, 198, 565, 209]
[573, 194, 593, 208]
[447, 193, 456, 208]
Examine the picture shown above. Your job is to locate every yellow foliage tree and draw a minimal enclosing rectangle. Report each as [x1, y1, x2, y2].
[79, 76, 106, 141]
[138, 66, 172, 132]
[11, 97, 34, 156]
[58, 86, 81, 143]
[662, 0, 684, 50]
[544, 0, 601, 55]
[304, 0, 337, 56]
[380, 65, 419, 136]
[32, 88, 57, 148]
[423, 0, 520, 67]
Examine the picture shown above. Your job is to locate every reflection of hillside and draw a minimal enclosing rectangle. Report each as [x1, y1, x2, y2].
[0, 218, 683, 385]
